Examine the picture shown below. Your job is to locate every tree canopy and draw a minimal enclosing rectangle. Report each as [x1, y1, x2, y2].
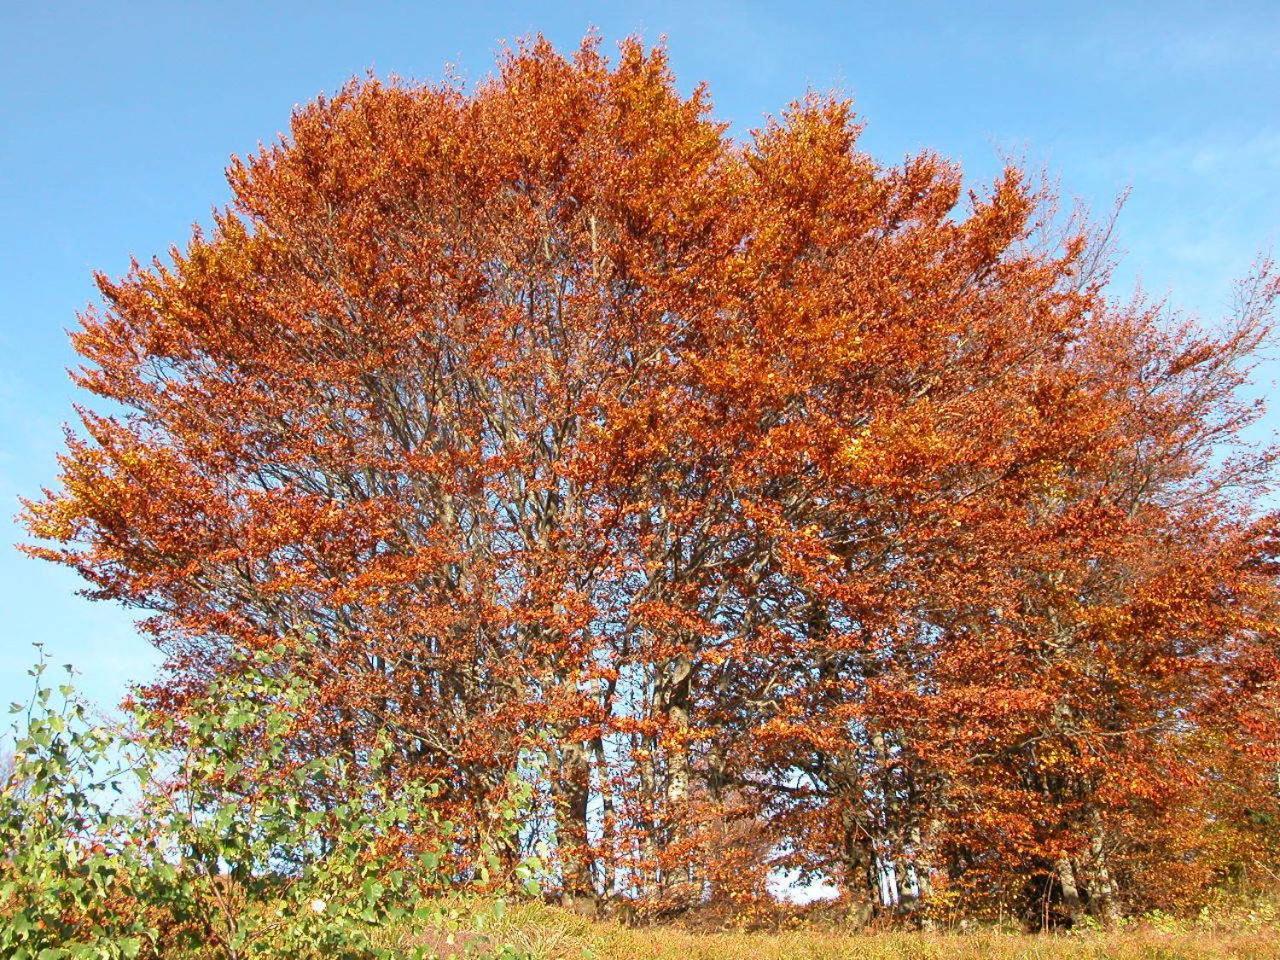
[23, 35, 1280, 925]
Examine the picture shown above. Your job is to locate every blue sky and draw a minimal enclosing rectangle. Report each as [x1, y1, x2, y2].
[1, 1, 1278, 714]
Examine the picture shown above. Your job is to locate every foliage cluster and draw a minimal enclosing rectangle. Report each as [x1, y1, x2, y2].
[0, 646, 534, 959]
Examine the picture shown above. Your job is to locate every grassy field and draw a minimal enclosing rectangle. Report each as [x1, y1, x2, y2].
[383, 901, 1280, 960]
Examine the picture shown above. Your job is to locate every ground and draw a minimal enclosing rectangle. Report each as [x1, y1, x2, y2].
[388, 900, 1280, 960]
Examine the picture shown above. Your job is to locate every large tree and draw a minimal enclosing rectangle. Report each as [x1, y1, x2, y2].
[23, 35, 1280, 924]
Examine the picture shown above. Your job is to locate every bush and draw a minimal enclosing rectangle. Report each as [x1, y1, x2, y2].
[0, 645, 534, 959]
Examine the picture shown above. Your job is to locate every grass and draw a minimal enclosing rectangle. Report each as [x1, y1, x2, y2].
[392, 900, 1280, 960]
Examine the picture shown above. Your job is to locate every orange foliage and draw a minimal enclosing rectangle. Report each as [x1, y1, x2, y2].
[22, 34, 1280, 925]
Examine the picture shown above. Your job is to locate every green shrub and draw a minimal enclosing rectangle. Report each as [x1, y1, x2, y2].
[0, 645, 534, 960]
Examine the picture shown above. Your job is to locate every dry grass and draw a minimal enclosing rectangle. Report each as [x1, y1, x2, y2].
[416, 900, 1280, 960]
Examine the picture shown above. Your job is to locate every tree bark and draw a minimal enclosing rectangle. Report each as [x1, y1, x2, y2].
[553, 736, 594, 902]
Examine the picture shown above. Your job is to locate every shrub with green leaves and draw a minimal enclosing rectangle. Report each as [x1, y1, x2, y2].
[0, 651, 154, 959]
[0, 645, 536, 960]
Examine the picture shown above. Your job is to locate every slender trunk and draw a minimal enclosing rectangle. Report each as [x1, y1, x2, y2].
[666, 653, 693, 806]
[871, 728, 901, 911]
[553, 736, 593, 903]
[841, 806, 878, 926]
[637, 722, 659, 897]
[1056, 856, 1083, 922]
[1083, 811, 1120, 924]
[906, 822, 933, 904]
[591, 735, 615, 898]
[661, 651, 694, 894]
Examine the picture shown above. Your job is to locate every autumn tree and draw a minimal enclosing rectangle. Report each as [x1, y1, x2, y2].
[23, 34, 1280, 924]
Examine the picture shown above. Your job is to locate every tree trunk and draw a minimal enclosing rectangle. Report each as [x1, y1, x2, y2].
[842, 806, 880, 919]
[553, 736, 594, 903]
[1083, 811, 1121, 925]
[666, 653, 692, 807]
[662, 651, 694, 894]
[1056, 856, 1083, 923]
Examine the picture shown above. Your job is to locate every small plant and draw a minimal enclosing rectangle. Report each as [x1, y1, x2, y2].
[0, 645, 535, 959]
[0, 647, 154, 959]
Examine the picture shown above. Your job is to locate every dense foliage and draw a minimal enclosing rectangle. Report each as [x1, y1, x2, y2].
[0, 648, 533, 958]
[21, 35, 1280, 927]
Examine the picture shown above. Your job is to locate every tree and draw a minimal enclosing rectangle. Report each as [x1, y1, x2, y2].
[23, 34, 1280, 923]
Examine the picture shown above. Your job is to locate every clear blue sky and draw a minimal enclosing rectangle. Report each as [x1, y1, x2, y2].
[2, 1, 1278, 714]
